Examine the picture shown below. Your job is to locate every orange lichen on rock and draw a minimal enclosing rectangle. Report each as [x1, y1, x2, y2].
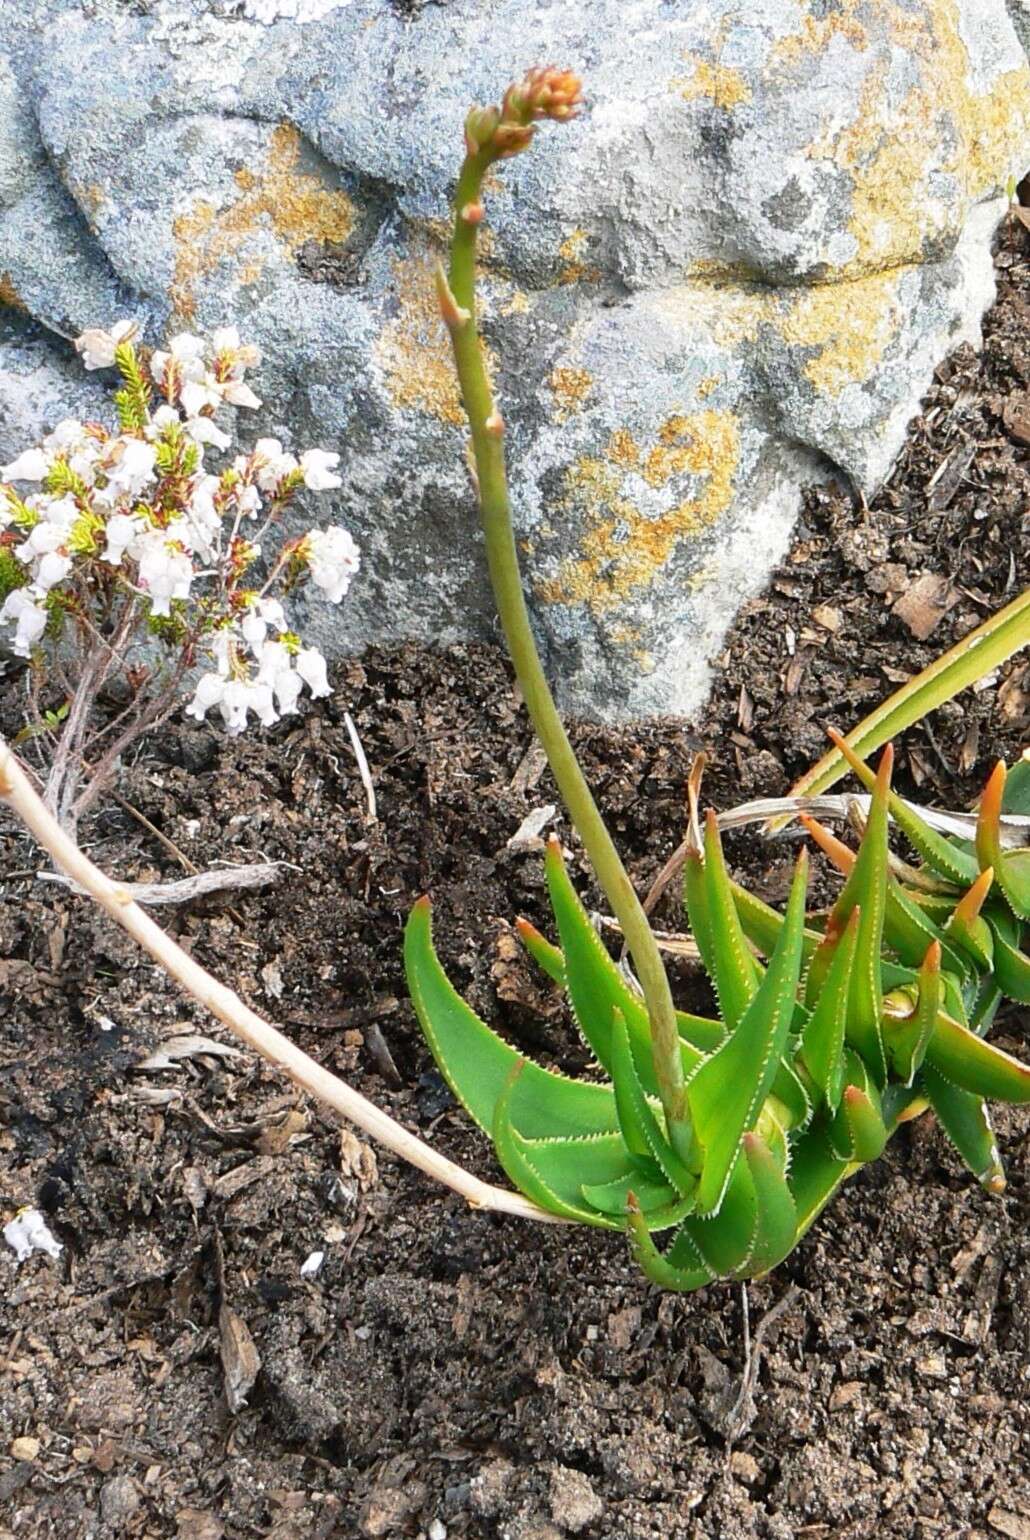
[548, 366, 594, 421]
[537, 409, 740, 614]
[0, 272, 24, 310]
[556, 228, 601, 286]
[170, 123, 355, 320]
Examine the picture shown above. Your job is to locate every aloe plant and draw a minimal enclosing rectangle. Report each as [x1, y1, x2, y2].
[408, 743, 1030, 1288]
[405, 69, 1030, 1290]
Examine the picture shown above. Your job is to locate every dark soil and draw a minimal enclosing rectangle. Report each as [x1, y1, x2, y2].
[2, 220, 1029, 1539]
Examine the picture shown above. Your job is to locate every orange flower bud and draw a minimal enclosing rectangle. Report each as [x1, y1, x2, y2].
[517, 67, 584, 123]
[468, 69, 583, 161]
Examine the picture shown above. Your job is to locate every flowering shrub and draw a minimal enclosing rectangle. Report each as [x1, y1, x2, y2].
[0, 321, 359, 828]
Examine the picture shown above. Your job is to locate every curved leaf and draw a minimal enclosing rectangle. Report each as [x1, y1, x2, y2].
[405, 898, 619, 1138]
[924, 1008, 1030, 1103]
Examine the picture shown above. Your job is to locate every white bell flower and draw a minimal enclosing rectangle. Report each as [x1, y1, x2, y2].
[167, 332, 206, 369]
[22, 517, 70, 559]
[217, 678, 278, 735]
[2, 447, 50, 482]
[146, 405, 181, 435]
[242, 598, 286, 653]
[186, 415, 230, 451]
[106, 438, 157, 496]
[185, 476, 221, 555]
[299, 448, 342, 491]
[246, 680, 278, 728]
[136, 531, 194, 616]
[221, 379, 262, 410]
[272, 666, 304, 716]
[296, 646, 330, 698]
[74, 318, 136, 371]
[251, 438, 298, 492]
[185, 672, 227, 723]
[103, 512, 143, 566]
[35, 551, 73, 592]
[43, 419, 86, 452]
[305, 525, 360, 603]
[181, 376, 224, 420]
[0, 589, 48, 656]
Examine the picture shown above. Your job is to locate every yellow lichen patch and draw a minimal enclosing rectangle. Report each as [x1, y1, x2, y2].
[170, 123, 355, 320]
[780, 266, 908, 394]
[769, 2, 870, 69]
[548, 366, 593, 421]
[0, 272, 24, 310]
[675, 54, 752, 109]
[375, 255, 499, 427]
[536, 409, 740, 614]
[784, 0, 1030, 277]
[697, 375, 720, 399]
[557, 228, 601, 286]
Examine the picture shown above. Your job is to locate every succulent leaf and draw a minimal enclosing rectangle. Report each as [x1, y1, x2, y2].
[627, 1196, 715, 1291]
[826, 747, 893, 1085]
[541, 840, 723, 1092]
[740, 1131, 799, 1277]
[700, 809, 761, 1029]
[730, 880, 824, 965]
[491, 1065, 621, 1226]
[687, 850, 808, 1215]
[405, 897, 620, 1137]
[679, 1151, 759, 1275]
[1001, 755, 1030, 817]
[941, 869, 995, 971]
[611, 1009, 697, 1198]
[788, 1126, 853, 1238]
[882, 940, 941, 1085]
[924, 1008, 1030, 1103]
[989, 906, 1030, 1004]
[976, 763, 1030, 921]
[514, 916, 565, 983]
[581, 1169, 676, 1217]
[829, 1079, 888, 1165]
[800, 906, 860, 1112]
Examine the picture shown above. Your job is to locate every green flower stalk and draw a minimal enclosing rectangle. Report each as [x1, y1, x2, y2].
[432, 68, 693, 1163]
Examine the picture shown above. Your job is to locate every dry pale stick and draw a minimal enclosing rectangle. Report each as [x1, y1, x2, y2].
[0, 738, 561, 1226]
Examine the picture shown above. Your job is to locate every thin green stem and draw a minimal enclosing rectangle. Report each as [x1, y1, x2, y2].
[442, 149, 692, 1161]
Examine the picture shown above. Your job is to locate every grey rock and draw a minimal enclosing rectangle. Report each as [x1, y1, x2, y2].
[1, 0, 1029, 719]
[0, 312, 108, 464]
[99, 1474, 141, 1532]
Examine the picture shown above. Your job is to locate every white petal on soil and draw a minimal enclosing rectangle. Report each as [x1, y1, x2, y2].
[4, 1208, 62, 1263]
